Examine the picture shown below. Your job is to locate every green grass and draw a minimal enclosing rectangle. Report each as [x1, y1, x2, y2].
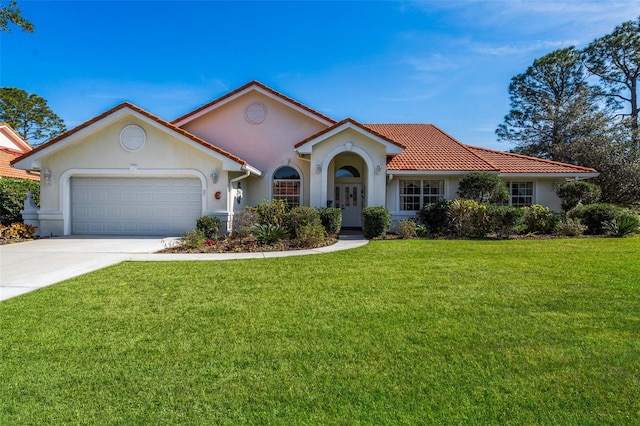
[1, 238, 639, 424]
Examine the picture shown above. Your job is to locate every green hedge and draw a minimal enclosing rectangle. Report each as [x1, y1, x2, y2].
[318, 207, 342, 236]
[0, 178, 40, 225]
[362, 206, 390, 239]
[567, 203, 623, 235]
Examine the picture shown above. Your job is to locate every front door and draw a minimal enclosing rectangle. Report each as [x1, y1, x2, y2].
[335, 184, 362, 228]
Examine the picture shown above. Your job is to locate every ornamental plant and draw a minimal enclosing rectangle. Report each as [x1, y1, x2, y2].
[196, 215, 221, 240]
[362, 206, 390, 239]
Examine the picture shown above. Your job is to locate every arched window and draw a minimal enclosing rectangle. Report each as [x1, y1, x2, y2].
[335, 165, 360, 178]
[272, 166, 301, 207]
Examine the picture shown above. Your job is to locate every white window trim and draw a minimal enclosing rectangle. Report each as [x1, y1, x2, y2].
[398, 178, 446, 212]
[507, 181, 535, 207]
[271, 164, 303, 207]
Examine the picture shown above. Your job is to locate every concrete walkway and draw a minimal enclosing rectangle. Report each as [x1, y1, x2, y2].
[0, 234, 367, 301]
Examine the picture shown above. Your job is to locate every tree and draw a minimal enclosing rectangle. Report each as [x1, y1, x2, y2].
[497, 47, 612, 162]
[0, 88, 66, 146]
[457, 172, 509, 204]
[584, 17, 640, 150]
[0, 0, 34, 33]
[555, 180, 601, 211]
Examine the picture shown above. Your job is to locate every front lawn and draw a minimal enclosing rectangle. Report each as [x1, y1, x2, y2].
[1, 238, 639, 424]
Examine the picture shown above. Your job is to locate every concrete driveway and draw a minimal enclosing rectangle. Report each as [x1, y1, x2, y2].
[0, 236, 175, 301]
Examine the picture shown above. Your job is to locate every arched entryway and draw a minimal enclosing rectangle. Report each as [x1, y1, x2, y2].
[329, 153, 367, 228]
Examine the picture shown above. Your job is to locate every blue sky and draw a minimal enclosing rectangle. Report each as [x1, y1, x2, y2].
[2, 0, 638, 149]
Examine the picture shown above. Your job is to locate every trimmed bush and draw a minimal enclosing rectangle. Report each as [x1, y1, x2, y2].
[255, 199, 290, 227]
[288, 206, 321, 239]
[419, 200, 455, 236]
[396, 219, 417, 239]
[231, 208, 258, 239]
[457, 172, 509, 204]
[362, 206, 390, 239]
[180, 229, 206, 250]
[567, 203, 623, 235]
[486, 205, 524, 239]
[318, 207, 342, 236]
[450, 199, 488, 238]
[296, 223, 326, 248]
[196, 215, 221, 240]
[522, 204, 560, 234]
[555, 180, 601, 211]
[0, 178, 40, 225]
[0, 222, 38, 241]
[556, 218, 587, 237]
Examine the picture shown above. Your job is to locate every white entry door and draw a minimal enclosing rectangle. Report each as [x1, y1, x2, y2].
[71, 177, 202, 235]
[335, 184, 362, 228]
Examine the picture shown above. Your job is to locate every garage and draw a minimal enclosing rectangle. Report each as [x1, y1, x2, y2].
[71, 177, 202, 235]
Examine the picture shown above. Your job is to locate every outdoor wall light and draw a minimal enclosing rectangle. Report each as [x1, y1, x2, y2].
[316, 164, 322, 175]
[376, 164, 383, 175]
[210, 169, 218, 184]
[236, 182, 243, 204]
[43, 169, 52, 184]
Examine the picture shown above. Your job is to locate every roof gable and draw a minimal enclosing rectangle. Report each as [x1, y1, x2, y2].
[295, 118, 405, 154]
[11, 102, 259, 175]
[0, 123, 31, 153]
[172, 81, 337, 127]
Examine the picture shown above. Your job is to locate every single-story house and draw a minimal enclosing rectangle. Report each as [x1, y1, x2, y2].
[1, 122, 37, 181]
[11, 81, 598, 236]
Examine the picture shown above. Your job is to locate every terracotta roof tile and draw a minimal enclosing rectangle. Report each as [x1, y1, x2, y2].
[172, 80, 337, 125]
[12, 102, 251, 168]
[1, 148, 39, 180]
[363, 124, 498, 171]
[465, 145, 598, 174]
[294, 118, 405, 149]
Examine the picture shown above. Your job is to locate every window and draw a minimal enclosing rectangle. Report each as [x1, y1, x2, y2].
[273, 166, 301, 207]
[335, 166, 360, 178]
[400, 179, 444, 211]
[508, 182, 533, 207]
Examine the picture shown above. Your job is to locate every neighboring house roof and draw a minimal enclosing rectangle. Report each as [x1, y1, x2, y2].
[0, 123, 38, 180]
[1, 147, 39, 180]
[173, 80, 337, 127]
[363, 124, 498, 172]
[11, 102, 260, 175]
[466, 145, 599, 176]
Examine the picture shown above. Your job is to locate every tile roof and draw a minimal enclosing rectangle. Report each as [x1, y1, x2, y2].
[294, 118, 405, 149]
[466, 145, 598, 174]
[362, 124, 498, 171]
[172, 80, 337, 125]
[1, 148, 39, 180]
[12, 102, 251, 168]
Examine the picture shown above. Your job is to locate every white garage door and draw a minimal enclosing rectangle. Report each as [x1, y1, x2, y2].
[71, 177, 202, 235]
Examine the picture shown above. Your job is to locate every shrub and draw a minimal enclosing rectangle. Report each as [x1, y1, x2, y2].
[288, 206, 322, 239]
[555, 180, 602, 211]
[296, 223, 326, 248]
[196, 215, 221, 240]
[522, 204, 560, 234]
[450, 199, 488, 238]
[602, 211, 640, 237]
[556, 218, 587, 237]
[231, 208, 258, 239]
[180, 229, 206, 250]
[457, 172, 509, 204]
[252, 224, 289, 245]
[0, 178, 40, 225]
[415, 224, 430, 238]
[255, 199, 290, 227]
[0, 222, 38, 240]
[318, 207, 342, 236]
[486, 205, 524, 239]
[396, 219, 417, 239]
[567, 203, 623, 235]
[362, 206, 390, 239]
[419, 200, 455, 236]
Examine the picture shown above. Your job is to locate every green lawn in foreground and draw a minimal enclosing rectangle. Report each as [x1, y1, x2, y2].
[1, 238, 639, 424]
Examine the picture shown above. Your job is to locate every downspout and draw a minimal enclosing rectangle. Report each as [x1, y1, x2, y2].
[228, 168, 251, 214]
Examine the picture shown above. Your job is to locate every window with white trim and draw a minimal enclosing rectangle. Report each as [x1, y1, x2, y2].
[508, 182, 533, 207]
[273, 166, 301, 207]
[400, 179, 445, 211]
